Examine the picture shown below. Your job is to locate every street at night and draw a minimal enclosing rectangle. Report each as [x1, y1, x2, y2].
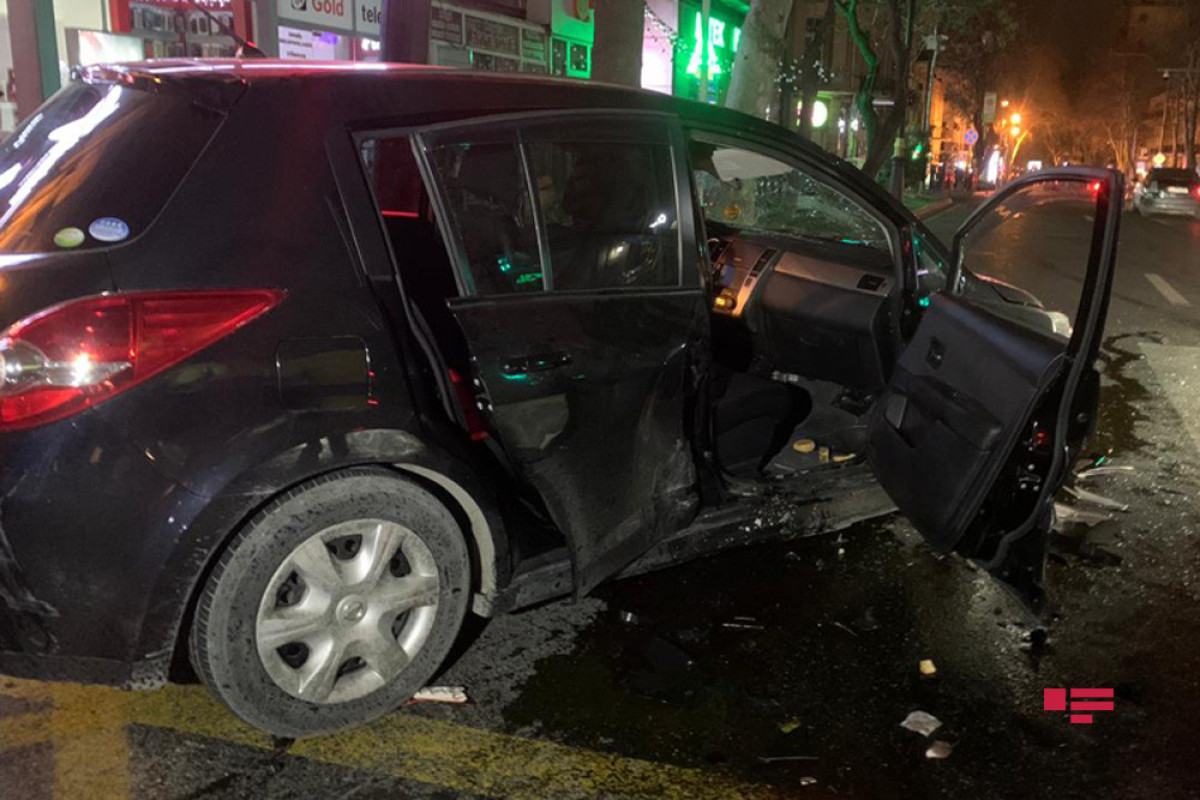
[3, 204, 1199, 798]
[2, 0, 1200, 798]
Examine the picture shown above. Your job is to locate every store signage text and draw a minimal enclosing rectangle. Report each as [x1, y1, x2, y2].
[277, 0, 353, 32]
[356, 0, 380, 35]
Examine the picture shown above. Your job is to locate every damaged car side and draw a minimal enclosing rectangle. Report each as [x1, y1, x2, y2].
[0, 62, 1120, 736]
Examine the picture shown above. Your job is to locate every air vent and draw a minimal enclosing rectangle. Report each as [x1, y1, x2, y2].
[857, 274, 886, 293]
[749, 249, 777, 277]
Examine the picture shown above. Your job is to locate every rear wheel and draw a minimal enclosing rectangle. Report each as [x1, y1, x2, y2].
[190, 468, 471, 737]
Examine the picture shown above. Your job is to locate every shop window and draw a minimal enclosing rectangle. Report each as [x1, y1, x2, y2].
[425, 139, 544, 296]
[525, 138, 680, 291]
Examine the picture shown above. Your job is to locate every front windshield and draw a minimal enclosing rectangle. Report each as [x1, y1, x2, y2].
[690, 137, 889, 252]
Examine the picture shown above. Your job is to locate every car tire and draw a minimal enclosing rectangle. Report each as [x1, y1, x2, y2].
[189, 467, 471, 737]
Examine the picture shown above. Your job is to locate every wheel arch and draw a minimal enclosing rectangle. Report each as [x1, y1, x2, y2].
[136, 428, 510, 686]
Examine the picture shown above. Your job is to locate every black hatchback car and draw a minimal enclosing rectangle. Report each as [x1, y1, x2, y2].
[0, 61, 1121, 736]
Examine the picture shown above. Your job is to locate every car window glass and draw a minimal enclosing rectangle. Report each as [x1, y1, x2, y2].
[912, 230, 948, 299]
[0, 82, 223, 253]
[526, 137, 680, 290]
[425, 140, 544, 295]
[689, 137, 888, 253]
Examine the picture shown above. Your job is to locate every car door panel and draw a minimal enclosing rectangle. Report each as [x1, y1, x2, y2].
[869, 294, 1065, 549]
[448, 290, 706, 592]
[869, 168, 1122, 614]
[417, 111, 706, 595]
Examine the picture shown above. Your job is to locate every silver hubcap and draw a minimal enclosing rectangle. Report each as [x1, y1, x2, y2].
[255, 519, 440, 705]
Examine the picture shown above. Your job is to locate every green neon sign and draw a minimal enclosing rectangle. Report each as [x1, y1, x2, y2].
[677, 5, 744, 103]
[686, 14, 740, 80]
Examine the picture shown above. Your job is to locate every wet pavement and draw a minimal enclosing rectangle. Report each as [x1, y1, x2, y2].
[4, 204, 1200, 798]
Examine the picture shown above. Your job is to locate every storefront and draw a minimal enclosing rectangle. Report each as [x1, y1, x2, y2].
[0, 0, 595, 134]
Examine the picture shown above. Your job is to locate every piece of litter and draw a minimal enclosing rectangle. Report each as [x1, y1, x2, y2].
[900, 710, 942, 737]
[925, 740, 953, 759]
[832, 621, 860, 638]
[919, 659, 937, 677]
[819, 446, 831, 463]
[800, 776, 818, 786]
[757, 755, 818, 763]
[778, 718, 801, 734]
[832, 452, 856, 463]
[793, 438, 816, 454]
[721, 622, 766, 630]
[1063, 485, 1130, 512]
[1054, 502, 1113, 528]
[1076, 465, 1134, 480]
[411, 686, 469, 704]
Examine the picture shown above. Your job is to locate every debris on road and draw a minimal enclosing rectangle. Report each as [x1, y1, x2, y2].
[832, 621, 860, 638]
[721, 615, 765, 631]
[900, 710, 943, 737]
[925, 740, 954, 759]
[778, 718, 801, 734]
[757, 755, 819, 764]
[800, 776, 818, 786]
[1064, 485, 1130, 512]
[1054, 502, 1113, 528]
[411, 686, 469, 704]
[919, 659, 937, 677]
[792, 438, 816, 454]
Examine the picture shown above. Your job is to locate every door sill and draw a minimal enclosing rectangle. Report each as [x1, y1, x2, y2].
[492, 464, 895, 613]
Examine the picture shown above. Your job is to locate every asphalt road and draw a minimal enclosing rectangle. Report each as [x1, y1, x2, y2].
[3, 202, 1200, 799]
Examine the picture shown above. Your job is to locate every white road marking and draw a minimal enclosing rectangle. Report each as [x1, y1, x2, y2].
[1146, 273, 1191, 307]
[1142, 344, 1200, 452]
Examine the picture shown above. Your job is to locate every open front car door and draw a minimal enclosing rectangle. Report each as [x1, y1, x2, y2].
[868, 168, 1123, 615]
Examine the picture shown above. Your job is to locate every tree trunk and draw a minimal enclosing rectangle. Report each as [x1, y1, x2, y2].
[592, 0, 646, 87]
[836, 0, 881, 169]
[726, 0, 793, 116]
[798, 0, 836, 141]
[865, 105, 903, 178]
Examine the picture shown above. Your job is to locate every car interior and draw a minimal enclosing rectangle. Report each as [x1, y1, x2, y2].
[364, 127, 912, 558]
[688, 135, 901, 480]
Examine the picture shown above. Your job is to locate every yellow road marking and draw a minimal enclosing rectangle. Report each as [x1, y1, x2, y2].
[135, 685, 770, 799]
[47, 684, 132, 800]
[0, 711, 53, 751]
[4, 679, 771, 799]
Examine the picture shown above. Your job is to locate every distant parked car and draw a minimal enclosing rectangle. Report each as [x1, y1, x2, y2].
[1133, 167, 1200, 218]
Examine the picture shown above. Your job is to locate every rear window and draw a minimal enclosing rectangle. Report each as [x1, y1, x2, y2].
[1151, 169, 1198, 189]
[0, 82, 223, 253]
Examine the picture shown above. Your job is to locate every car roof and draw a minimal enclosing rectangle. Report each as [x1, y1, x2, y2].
[77, 59, 916, 230]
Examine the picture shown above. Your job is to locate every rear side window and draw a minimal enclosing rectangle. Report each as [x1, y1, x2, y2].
[418, 117, 683, 297]
[525, 137, 679, 290]
[425, 138, 545, 295]
[1151, 169, 1198, 189]
[0, 82, 222, 253]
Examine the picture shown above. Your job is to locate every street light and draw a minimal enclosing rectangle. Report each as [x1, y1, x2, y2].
[1010, 112, 1022, 125]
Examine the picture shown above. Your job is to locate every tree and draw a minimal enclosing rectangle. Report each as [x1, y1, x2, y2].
[935, 1, 1020, 172]
[797, 1, 838, 141]
[591, 1, 646, 87]
[725, 0, 794, 117]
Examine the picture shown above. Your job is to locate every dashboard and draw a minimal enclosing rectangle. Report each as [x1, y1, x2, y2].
[708, 233, 897, 392]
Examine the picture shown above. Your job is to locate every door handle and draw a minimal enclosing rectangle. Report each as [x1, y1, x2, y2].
[502, 352, 572, 375]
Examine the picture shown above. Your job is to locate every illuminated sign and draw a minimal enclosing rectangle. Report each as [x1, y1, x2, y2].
[675, 3, 744, 104]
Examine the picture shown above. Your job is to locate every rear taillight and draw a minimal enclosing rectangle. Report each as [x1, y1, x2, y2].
[0, 289, 284, 431]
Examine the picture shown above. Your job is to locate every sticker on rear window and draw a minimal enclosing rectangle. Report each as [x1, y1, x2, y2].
[53, 227, 85, 248]
[89, 217, 130, 243]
